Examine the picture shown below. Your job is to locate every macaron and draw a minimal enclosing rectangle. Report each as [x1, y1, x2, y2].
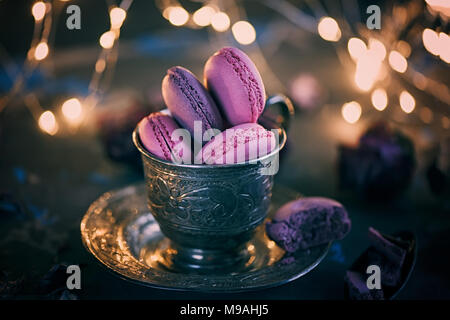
[204, 47, 266, 126]
[195, 123, 276, 164]
[138, 112, 191, 163]
[266, 197, 351, 252]
[162, 66, 223, 141]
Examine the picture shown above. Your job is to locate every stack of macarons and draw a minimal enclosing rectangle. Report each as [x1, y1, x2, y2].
[137, 47, 277, 164]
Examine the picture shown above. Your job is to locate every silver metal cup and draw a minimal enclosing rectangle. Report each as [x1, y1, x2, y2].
[133, 94, 293, 273]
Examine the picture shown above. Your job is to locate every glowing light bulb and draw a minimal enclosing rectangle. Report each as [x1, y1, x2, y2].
[99, 31, 115, 49]
[62, 98, 83, 125]
[34, 42, 49, 61]
[371, 88, 388, 111]
[341, 101, 362, 124]
[168, 6, 189, 26]
[368, 38, 386, 61]
[317, 17, 341, 42]
[110, 7, 126, 29]
[193, 6, 215, 27]
[211, 12, 230, 32]
[32, 2, 46, 21]
[232, 21, 256, 45]
[399, 91, 415, 113]
[354, 51, 381, 91]
[347, 38, 367, 61]
[422, 28, 440, 55]
[39, 111, 58, 135]
[438, 32, 450, 63]
[388, 50, 407, 73]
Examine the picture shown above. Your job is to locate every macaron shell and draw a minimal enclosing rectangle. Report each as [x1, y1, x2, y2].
[195, 123, 276, 164]
[162, 66, 223, 138]
[138, 112, 191, 162]
[204, 47, 266, 125]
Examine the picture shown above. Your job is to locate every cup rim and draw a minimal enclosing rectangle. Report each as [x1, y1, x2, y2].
[132, 125, 287, 169]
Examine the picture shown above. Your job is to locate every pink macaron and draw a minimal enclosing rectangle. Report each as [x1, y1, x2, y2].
[138, 112, 191, 163]
[162, 66, 223, 141]
[195, 123, 276, 164]
[204, 47, 266, 126]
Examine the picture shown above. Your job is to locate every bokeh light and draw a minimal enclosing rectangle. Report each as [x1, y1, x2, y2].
[419, 107, 434, 124]
[371, 88, 388, 111]
[193, 6, 215, 27]
[99, 31, 115, 49]
[32, 2, 46, 21]
[62, 98, 83, 125]
[38, 111, 58, 135]
[341, 101, 362, 124]
[347, 38, 367, 61]
[388, 50, 408, 73]
[34, 41, 49, 60]
[399, 91, 415, 113]
[211, 12, 230, 32]
[368, 38, 386, 61]
[232, 21, 256, 45]
[110, 7, 127, 29]
[422, 28, 440, 55]
[354, 52, 382, 91]
[438, 32, 450, 63]
[317, 17, 341, 42]
[168, 6, 189, 26]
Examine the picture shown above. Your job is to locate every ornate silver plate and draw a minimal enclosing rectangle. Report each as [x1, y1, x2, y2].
[81, 183, 330, 292]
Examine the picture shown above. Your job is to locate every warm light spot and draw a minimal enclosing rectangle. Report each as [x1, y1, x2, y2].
[34, 42, 49, 61]
[110, 7, 126, 29]
[420, 107, 433, 124]
[413, 73, 428, 90]
[438, 32, 450, 63]
[168, 6, 189, 26]
[211, 12, 230, 32]
[39, 111, 58, 135]
[342, 101, 362, 124]
[368, 38, 386, 61]
[388, 50, 407, 73]
[95, 59, 106, 73]
[32, 2, 46, 21]
[399, 91, 415, 113]
[247, 244, 255, 251]
[267, 241, 275, 249]
[396, 40, 411, 58]
[193, 5, 215, 27]
[317, 17, 341, 42]
[99, 31, 116, 49]
[423, 28, 440, 56]
[347, 38, 367, 61]
[150, 255, 158, 262]
[371, 88, 388, 111]
[232, 21, 256, 45]
[354, 52, 382, 91]
[62, 98, 83, 125]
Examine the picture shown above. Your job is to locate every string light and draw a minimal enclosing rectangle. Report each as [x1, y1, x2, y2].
[211, 12, 230, 32]
[168, 6, 189, 26]
[32, 1, 46, 21]
[34, 41, 49, 60]
[341, 101, 362, 124]
[347, 38, 367, 61]
[193, 6, 215, 27]
[110, 7, 127, 29]
[399, 91, 415, 113]
[388, 50, 407, 73]
[39, 111, 58, 135]
[368, 38, 386, 61]
[317, 17, 341, 42]
[371, 88, 388, 111]
[61, 98, 83, 125]
[232, 21, 256, 45]
[422, 28, 440, 55]
[99, 31, 116, 49]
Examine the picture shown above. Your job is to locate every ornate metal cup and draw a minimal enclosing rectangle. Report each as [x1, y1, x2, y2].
[133, 94, 293, 274]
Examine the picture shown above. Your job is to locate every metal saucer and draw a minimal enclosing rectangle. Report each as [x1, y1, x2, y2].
[81, 183, 330, 292]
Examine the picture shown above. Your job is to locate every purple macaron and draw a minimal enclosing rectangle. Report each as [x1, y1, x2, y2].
[204, 47, 266, 126]
[162, 66, 223, 141]
[266, 197, 351, 252]
[138, 112, 191, 163]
